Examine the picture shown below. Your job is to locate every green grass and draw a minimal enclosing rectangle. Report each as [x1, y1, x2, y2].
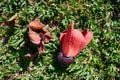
[0, 0, 120, 80]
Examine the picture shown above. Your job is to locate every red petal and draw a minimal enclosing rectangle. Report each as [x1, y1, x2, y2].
[61, 21, 86, 57]
[60, 32, 66, 49]
[61, 21, 74, 56]
[82, 30, 93, 47]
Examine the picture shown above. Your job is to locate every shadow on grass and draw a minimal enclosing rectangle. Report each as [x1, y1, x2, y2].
[52, 51, 67, 73]
[45, 49, 73, 77]
[46, 42, 70, 74]
[17, 31, 39, 71]
[2, 27, 15, 45]
[4, 26, 39, 72]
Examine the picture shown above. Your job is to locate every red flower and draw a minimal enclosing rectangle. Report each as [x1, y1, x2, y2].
[58, 21, 93, 64]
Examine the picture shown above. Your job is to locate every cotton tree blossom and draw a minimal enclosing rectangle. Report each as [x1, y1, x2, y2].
[58, 21, 93, 64]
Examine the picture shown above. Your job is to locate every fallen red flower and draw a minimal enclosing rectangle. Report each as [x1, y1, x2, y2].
[58, 21, 93, 64]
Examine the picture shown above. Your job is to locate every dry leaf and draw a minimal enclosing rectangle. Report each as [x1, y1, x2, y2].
[7, 13, 18, 22]
[0, 13, 18, 27]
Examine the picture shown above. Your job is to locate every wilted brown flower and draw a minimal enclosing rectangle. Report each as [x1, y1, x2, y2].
[27, 18, 53, 57]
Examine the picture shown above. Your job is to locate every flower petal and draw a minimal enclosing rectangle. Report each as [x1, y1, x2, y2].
[61, 21, 74, 56]
[38, 40, 45, 55]
[29, 18, 45, 32]
[28, 26, 40, 45]
[82, 30, 93, 47]
[60, 32, 66, 49]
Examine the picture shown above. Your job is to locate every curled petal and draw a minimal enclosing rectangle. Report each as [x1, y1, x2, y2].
[28, 26, 40, 45]
[38, 40, 45, 55]
[29, 18, 46, 32]
[44, 33, 53, 39]
[82, 30, 93, 47]
[60, 32, 66, 49]
[61, 21, 74, 56]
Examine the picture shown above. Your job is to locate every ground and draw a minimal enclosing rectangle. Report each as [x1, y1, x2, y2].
[0, 0, 120, 80]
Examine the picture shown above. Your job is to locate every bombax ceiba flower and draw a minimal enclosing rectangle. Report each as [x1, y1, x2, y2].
[58, 21, 93, 64]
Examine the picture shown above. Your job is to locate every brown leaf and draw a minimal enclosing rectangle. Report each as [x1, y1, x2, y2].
[7, 13, 18, 22]
[0, 13, 18, 27]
